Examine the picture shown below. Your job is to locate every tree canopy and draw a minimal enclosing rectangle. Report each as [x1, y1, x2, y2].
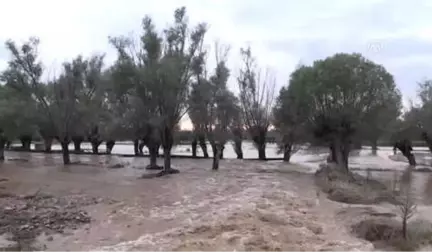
[281, 53, 401, 169]
[0, 7, 427, 173]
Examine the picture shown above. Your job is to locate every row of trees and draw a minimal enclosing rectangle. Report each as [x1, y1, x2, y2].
[0, 7, 274, 173]
[1, 7, 431, 172]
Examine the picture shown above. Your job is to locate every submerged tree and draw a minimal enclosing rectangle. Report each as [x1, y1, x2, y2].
[412, 80, 432, 154]
[109, 33, 161, 165]
[0, 82, 38, 158]
[0, 85, 29, 160]
[66, 55, 107, 154]
[287, 53, 400, 171]
[273, 85, 307, 162]
[237, 47, 275, 160]
[389, 112, 418, 166]
[152, 9, 207, 174]
[1, 37, 106, 164]
[360, 84, 402, 155]
[229, 100, 244, 159]
[1, 38, 62, 160]
[190, 124, 209, 158]
[189, 42, 237, 170]
[189, 66, 210, 159]
[110, 7, 207, 175]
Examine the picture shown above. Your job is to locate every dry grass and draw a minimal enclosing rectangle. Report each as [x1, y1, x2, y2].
[341, 172, 430, 251]
[351, 218, 432, 251]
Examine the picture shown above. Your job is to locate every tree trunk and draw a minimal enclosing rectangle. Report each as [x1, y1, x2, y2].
[138, 140, 145, 155]
[72, 137, 83, 152]
[371, 139, 378, 155]
[212, 144, 221, 170]
[342, 142, 350, 169]
[155, 144, 160, 157]
[211, 143, 217, 159]
[328, 144, 335, 163]
[73, 141, 81, 152]
[257, 145, 266, 160]
[407, 153, 416, 166]
[5, 141, 11, 150]
[219, 144, 225, 160]
[198, 135, 209, 158]
[61, 141, 71, 165]
[20, 135, 32, 151]
[44, 138, 53, 152]
[163, 147, 172, 171]
[283, 143, 292, 162]
[395, 139, 416, 166]
[405, 151, 417, 166]
[145, 142, 162, 170]
[402, 217, 407, 239]
[253, 130, 267, 160]
[0, 139, 5, 161]
[331, 139, 349, 171]
[91, 140, 102, 154]
[25, 138, 31, 150]
[234, 140, 243, 159]
[353, 140, 362, 150]
[191, 138, 197, 157]
[0, 146, 4, 161]
[133, 139, 140, 156]
[150, 146, 158, 167]
[106, 140, 115, 154]
[155, 127, 179, 177]
[421, 131, 432, 154]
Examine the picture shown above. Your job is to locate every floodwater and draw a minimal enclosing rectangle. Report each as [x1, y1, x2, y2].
[2, 144, 432, 250]
[7, 143, 432, 203]
[23, 141, 316, 159]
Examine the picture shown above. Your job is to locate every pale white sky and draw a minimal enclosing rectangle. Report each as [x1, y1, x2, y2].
[1, 0, 432, 129]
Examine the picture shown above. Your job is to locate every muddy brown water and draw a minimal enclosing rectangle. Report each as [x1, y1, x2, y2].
[0, 150, 381, 251]
[1, 151, 337, 250]
[4, 149, 432, 250]
[353, 152, 432, 206]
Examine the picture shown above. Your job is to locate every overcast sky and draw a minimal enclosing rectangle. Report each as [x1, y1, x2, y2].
[1, 0, 432, 128]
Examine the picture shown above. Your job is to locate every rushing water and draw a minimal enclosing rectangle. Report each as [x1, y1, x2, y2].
[3, 142, 432, 251]
[21, 141, 293, 159]
[10, 141, 432, 205]
[106, 141, 282, 159]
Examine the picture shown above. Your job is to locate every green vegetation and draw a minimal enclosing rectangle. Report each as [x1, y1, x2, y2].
[1, 6, 432, 173]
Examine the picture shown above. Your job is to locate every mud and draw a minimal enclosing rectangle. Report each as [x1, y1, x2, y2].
[0, 151, 375, 250]
[0, 192, 97, 250]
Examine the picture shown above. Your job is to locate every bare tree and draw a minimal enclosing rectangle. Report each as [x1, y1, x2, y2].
[397, 167, 417, 239]
[237, 47, 276, 160]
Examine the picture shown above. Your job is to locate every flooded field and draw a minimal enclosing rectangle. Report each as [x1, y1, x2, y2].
[0, 145, 432, 250]
[18, 141, 285, 159]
